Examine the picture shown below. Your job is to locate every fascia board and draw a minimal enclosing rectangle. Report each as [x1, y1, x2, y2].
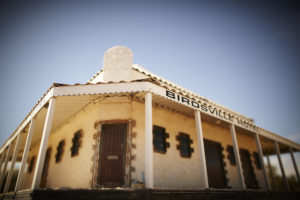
[2, 82, 300, 153]
[53, 82, 153, 96]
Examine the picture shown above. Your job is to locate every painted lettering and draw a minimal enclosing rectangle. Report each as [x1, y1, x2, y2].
[166, 90, 175, 99]
[228, 114, 234, 122]
[208, 106, 217, 115]
[201, 104, 208, 112]
[181, 97, 190, 105]
[218, 110, 224, 118]
[166, 90, 255, 131]
[191, 101, 200, 108]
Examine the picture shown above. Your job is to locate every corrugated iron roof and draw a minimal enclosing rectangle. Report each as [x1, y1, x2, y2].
[88, 65, 254, 122]
[2, 73, 299, 152]
[132, 64, 254, 122]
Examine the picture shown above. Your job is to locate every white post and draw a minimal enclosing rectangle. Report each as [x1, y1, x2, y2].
[145, 92, 153, 188]
[230, 124, 246, 190]
[289, 147, 300, 183]
[274, 141, 290, 191]
[31, 98, 56, 189]
[194, 110, 209, 189]
[15, 119, 36, 192]
[254, 133, 270, 190]
[0, 152, 6, 179]
[3, 134, 22, 193]
[0, 143, 13, 191]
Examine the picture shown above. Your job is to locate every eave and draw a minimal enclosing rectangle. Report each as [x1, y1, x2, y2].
[1, 81, 300, 153]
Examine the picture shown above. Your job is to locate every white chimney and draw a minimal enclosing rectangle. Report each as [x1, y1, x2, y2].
[102, 46, 133, 82]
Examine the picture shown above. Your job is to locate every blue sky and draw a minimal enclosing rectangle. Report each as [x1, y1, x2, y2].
[0, 0, 300, 147]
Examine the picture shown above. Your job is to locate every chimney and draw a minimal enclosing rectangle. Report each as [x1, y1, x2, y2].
[102, 46, 133, 82]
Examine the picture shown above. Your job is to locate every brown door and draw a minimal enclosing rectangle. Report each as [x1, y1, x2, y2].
[98, 123, 127, 187]
[204, 139, 226, 188]
[240, 148, 258, 188]
[40, 147, 52, 188]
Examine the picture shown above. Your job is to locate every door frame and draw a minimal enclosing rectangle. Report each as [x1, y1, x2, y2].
[92, 120, 132, 188]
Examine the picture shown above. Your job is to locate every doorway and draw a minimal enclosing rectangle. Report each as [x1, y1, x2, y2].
[98, 123, 127, 187]
[204, 139, 226, 188]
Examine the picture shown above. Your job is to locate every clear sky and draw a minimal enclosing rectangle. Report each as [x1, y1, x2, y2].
[0, 0, 300, 147]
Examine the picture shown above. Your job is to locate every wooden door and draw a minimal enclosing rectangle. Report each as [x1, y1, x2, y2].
[204, 139, 226, 188]
[98, 123, 127, 187]
[240, 148, 258, 188]
[40, 147, 52, 188]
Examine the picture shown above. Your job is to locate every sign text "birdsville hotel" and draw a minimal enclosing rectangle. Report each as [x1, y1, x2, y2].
[165, 90, 258, 132]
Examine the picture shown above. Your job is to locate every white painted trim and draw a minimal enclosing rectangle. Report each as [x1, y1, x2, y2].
[31, 98, 56, 189]
[254, 133, 270, 190]
[53, 82, 153, 96]
[3, 134, 22, 193]
[0, 143, 13, 190]
[274, 141, 290, 191]
[230, 124, 246, 190]
[145, 92, 153, 188]
[194, 111, 209, 189]
[15, 119, 36, 192]
[289, 147, 300, 183]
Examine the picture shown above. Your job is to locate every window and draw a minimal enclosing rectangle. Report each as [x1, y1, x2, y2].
[176, 133, 194, 158]
[71, 130, 82, 157]
[153, 125, 169, 153]
[28, 156, 35, 173]
[55, 139, 65, 163]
